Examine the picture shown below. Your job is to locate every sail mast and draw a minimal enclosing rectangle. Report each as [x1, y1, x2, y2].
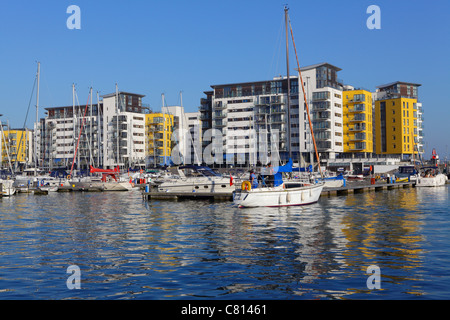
[284, 6, 292, 162]
[287, 10, 323, 178]
[35, 61, 40, 176]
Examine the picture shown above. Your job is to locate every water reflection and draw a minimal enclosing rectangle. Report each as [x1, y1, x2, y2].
[0, 186, 449, 299]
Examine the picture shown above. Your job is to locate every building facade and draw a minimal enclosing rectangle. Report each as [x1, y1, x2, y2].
[0, 128, 33, 170]
[374, 81, 423, 158]
[342, 87, 373, 155]
[200, 62, 344, 167]
[145, 112, 174, 167]
[102, 91, 147, 169]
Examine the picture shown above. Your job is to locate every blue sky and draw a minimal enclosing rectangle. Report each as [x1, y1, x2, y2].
[1, 0, 449, 159]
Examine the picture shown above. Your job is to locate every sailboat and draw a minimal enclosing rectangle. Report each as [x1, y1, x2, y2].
[233, 6, 325, 208]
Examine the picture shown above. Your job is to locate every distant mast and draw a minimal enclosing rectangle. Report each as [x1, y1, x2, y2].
[35, 61, 40, 176]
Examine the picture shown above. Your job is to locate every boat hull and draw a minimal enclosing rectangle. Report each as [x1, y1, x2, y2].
[1, 179, 16, 196]
[158, 178, 234, 194]
[416, 174, 447, 187]
[233, 183, 324, 208]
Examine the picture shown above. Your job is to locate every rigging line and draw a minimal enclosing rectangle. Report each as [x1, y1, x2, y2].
[267, 14, 285, 81]
[13, 75, 37, 169]
[70, 90, 91, 177]
[288, 16, 323, 179]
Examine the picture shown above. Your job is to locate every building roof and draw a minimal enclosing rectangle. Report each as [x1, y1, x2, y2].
[101, 91, 145, 98]
[376, 81, 422, 89]
[299, 62, 342, 72]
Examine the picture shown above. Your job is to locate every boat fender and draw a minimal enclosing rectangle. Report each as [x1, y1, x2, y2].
[67, 175, 71, 180]
[286, 192, 291, 203]
[282, 184, 285, 189]
[241, 181, 252, 191]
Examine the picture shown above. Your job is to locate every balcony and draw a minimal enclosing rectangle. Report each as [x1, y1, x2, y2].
[312, 101, 331, 111]
[349, 104, 366, 112]
[350, 142, 366, 151]
[214, 112, 227, 119]
[312, 121, 331, 131]
[214, 120, 227, 127]
[350, 133, 366, 141]
[349, 124, 366, 131]
[350, 114, 366, 122]
[312, 92, 330, 101]
[214, 102, 226, 110]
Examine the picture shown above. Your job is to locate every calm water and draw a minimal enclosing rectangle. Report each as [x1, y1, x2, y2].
[0, 185, 449, 300]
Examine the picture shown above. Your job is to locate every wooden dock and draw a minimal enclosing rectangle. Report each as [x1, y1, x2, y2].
[142, 191, 233, 202]
[142, 181, 416, 202]
[321, 181, 415, 197]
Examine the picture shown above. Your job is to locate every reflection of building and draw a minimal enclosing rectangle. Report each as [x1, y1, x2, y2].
[145, 113, 174, 166]
[0, 128, 33, 168]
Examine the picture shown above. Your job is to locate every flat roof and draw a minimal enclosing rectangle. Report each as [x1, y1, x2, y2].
[376, 81, 421, 88]
[101, 91, 146, 98]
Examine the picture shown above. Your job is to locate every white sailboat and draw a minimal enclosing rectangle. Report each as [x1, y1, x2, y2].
[233, 6, 325, 208]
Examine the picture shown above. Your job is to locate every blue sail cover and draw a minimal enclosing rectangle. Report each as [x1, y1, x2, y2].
[273, 158, 293, 173]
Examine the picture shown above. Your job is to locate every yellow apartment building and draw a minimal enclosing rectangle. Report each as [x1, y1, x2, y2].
[1, 129, 32, 167]
[145, 113, 174, 166]
[343, 89, 373, 154]
[375, 97, 419, 156]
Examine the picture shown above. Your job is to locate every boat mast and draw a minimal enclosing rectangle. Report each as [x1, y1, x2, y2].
[116, 83, 119, 169]
[162, 93, 166, 167]
[97, 91, 101, 168]
[287, 9, 324, 179]
[35, 61, 40, 176]
[90, 87, 93, 168]
[284, 6, 292, 162]
[72, 83, 76, 172]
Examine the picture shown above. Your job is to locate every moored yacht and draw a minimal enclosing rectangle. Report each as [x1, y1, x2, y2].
[156, 165, 235, 194]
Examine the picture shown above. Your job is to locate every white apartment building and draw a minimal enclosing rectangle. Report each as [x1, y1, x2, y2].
[38, 89, 147, 171]
[102, 91, 147, 169]
[203, 62, 344, 166]
[41, 100, 102, 170]
[294, 63, 344, 164]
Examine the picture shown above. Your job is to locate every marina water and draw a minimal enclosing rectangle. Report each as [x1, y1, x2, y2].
[1, 185, 449, 299]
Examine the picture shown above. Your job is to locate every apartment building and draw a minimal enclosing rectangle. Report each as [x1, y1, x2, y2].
[185, 111, 202, 165]
[0, 128, 33, 169]
[198, 63, 344, 167]
[342, 87, 374, 155]
[102, 91, 147, 169]
[374, 82, 423, 158]
[296, 63, 344, 165]
[209, 78, 294, 166]
[37, 89, 148, 170]
[145, 112, 174, 167]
